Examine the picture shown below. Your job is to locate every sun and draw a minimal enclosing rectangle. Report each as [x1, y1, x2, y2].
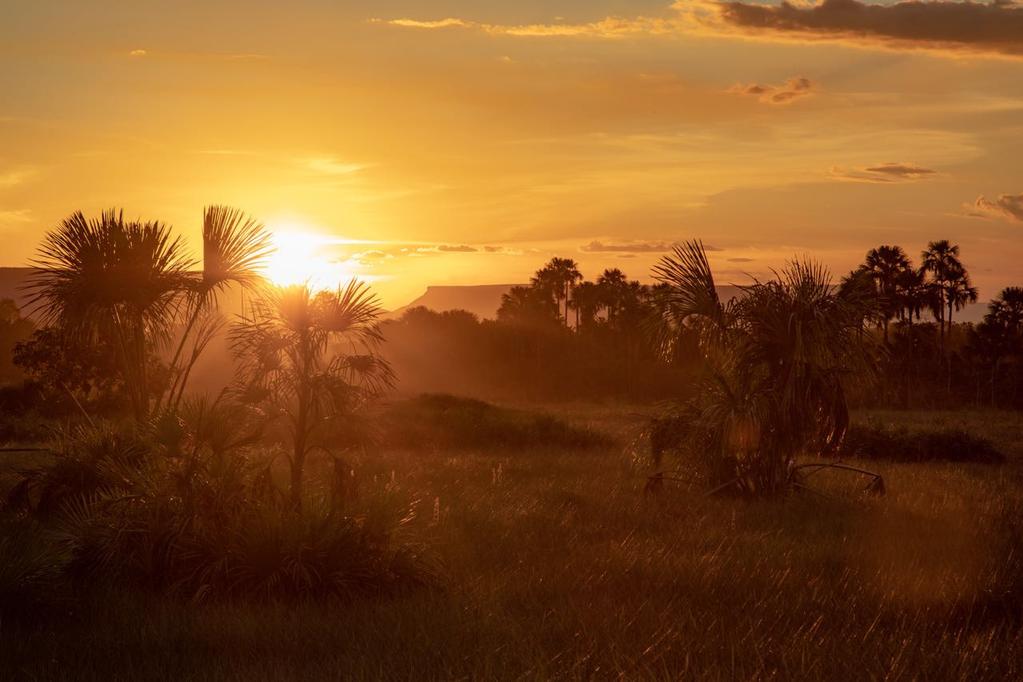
[263, 225, 353, 290]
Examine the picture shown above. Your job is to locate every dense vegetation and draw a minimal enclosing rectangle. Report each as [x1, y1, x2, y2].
[1, 208, 1022, 679]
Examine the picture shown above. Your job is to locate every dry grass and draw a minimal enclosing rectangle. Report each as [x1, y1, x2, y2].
[2, 407, 1022, 680]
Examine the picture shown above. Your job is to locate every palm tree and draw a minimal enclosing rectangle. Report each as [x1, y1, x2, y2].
[27, 210, 193, 421]
[596, 268, 629, 326]
[569, 281, 602, 329]
[497, 285, 559, 325]
[532, 258, 582, 327]
[944, 266, 979, 335]
[230, 282, 394, 508]
[157, 206, 273, 413]
[651, 241, 873, 495]
[921, 240, 963, 349]
[863, 245, 912, 344]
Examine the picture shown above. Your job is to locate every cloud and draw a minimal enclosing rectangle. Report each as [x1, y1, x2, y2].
[728, 257, 755, 263]
[129, 49, 147, 57]
[0, 167, 38, 188]
[373, 14, 682, 39]
[970, 192, 1023, 221]
[713, 0, 1023, 59]
[831, 162, 938, 183]
[437, 244, 478, 253]
[730, 76, 814, 104]
[377, 2, 1023, 59]
[580, 239, 677, 253]
[0, 209, 32, 225]
[302, 157, 365, 175]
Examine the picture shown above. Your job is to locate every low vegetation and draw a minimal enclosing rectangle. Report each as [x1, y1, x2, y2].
[379, 394, 612, 452]
[1, 409, 1021, 679]
[838, 421, 1004, 463]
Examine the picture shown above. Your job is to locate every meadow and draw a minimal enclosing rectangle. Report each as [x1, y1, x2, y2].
[2, 404, 1021, 681]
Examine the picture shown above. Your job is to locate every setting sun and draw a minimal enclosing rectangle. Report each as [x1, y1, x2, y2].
[263, 226, 354, 290]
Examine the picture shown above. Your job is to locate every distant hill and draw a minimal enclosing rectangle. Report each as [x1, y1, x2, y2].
[387, 284, 524, 321]
[0, 268, 33, 314]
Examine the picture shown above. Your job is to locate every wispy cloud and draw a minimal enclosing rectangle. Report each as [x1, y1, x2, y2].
[302, 157, 365, 176]
[580, 239, 677, 253]
[730, 77, 814, 105]
[372, 13, 682, 39]
[969, 192, 1023, 222]
[0, 208, 32, 226]
[831, 162, 938, 183]
[0, 167, 38, 188]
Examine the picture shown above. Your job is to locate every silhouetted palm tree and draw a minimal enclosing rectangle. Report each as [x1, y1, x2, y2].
[596, 268, 629, 326]
[569, 281, 602, 329]
[532, 258, 582, 327]
[158, 206, 273, 413]
[944, 267, 979, 335]
[231, 282, 394, 508]
[864, 245, 912, 344]
[921, 239, 963, 349]
[28, 210, 192, 420]
[652, 241, 873, 495]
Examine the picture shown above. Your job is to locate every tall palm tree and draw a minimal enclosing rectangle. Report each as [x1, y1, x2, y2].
[231, 282, 394, 508]
[596, 268, 629, 326]
[569, 281, 602, 329]
[532, 258, 582, 327]
[863, 245, 912, 344]
[651, 241, 873, 495]
[944, 266, 979, 336]
[921, 239, 963, 349]
[27, 210, 193, 421]
[157, 206, 273, 413]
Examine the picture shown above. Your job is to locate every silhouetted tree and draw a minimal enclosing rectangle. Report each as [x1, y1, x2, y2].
[652, 241, 874, 495]
[863, 245, 912, 344]
[231, 282, 394, 508]
[532, 258, 582, 327]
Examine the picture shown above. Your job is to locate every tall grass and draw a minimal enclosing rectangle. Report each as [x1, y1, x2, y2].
[1, 408, 1021, 679]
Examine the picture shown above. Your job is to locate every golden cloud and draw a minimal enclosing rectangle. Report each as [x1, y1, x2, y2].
[378, 1, 1023, 59]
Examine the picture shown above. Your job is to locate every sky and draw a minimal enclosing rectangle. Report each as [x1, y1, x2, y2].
[1, 0, 1022, 307]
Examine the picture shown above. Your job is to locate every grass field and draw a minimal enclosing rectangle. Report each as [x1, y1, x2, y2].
[2, 406, 1022, 681]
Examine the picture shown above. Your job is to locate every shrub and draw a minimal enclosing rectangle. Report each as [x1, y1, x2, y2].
[838, 422, 1004, 464]
[4, 422, 150, 517]
[380, 394, 611, 452]
[0, 516, 71, 621]
[6, 418, 438, 603]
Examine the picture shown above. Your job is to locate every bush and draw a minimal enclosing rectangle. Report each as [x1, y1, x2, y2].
[838, 422, 1004, 464]
[5, 422, 150, 517]
[380, 394, 611, 452]
[0, 516, 71, 621]
[5, 418, 438, 604]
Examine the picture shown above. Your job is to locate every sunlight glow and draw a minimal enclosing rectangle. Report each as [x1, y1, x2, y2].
[264, 225, 355, 290]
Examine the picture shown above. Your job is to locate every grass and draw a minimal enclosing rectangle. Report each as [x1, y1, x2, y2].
[839, 421, 1005, 463]
[1, 407, 1022, 680]
[378, 393, 612, 452]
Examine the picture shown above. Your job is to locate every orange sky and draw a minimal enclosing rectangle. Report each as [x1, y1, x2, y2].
[1, 1, 1022, 307]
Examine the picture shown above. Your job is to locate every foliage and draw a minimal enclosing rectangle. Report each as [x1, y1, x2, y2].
[380, 393, 612, 452]
[838, 421, 1004, 463]
[25, 206, 272, 421]
[651, 241, 875, 494]
[2, 416, 436, 604]
[231, 282, 395, 507]
[0, 298, 34, 386]
[0, 515, 72, 621]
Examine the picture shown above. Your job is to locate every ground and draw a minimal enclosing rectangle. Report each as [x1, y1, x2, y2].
[2, 407, 1022, 681]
